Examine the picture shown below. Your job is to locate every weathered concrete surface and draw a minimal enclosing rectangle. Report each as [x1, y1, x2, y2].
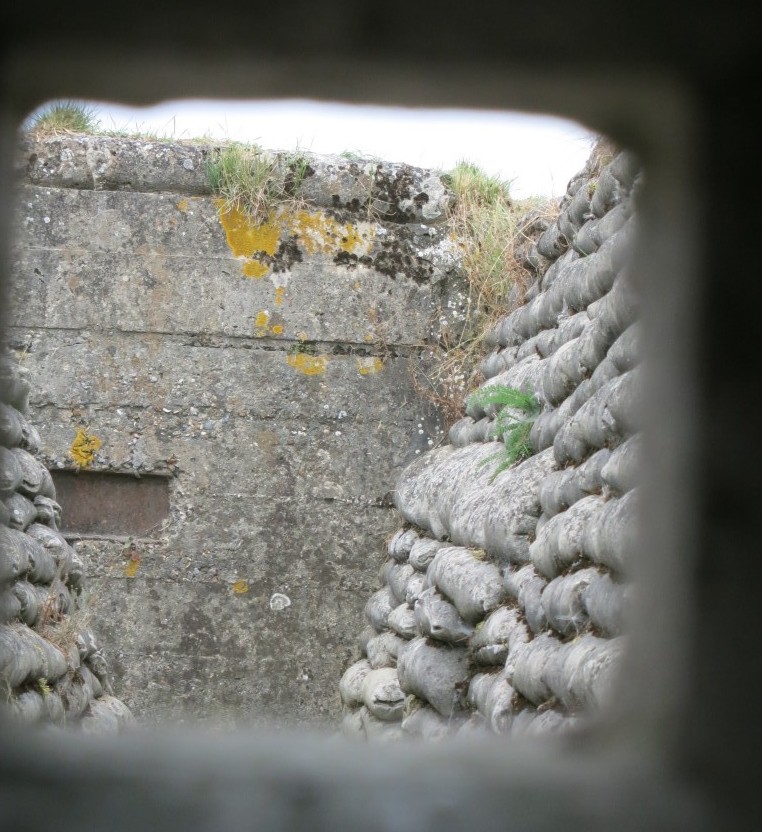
[7, 134, 461, 727]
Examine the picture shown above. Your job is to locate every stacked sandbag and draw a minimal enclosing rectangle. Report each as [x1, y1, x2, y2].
[340, 141, 640, 739]
[0, 349, 133, 732]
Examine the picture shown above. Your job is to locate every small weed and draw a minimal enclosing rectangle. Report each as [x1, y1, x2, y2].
[466, 384, 540, 481]
[36, 678, 52, 697]
[24, 100, 100, 136]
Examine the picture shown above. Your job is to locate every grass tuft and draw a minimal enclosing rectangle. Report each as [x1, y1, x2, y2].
[24, 100, 100, 136]
[412, 160, 557, 430]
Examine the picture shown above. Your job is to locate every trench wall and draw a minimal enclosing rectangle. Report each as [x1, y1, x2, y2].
[7, 134, 466, 727]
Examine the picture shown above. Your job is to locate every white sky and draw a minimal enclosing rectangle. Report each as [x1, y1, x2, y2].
[83, 98, 596, 200]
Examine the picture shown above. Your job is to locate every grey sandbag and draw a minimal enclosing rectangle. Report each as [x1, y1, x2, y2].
[530, 495, 606, 579]
[401, 701, 454, 740]
[0, 402, 23, 447]
[24, 535, 57, 584]
[362, 667, 405, 722]
[541, 567, 599, 637]
[601, 433, 641, 495]
[56, 669, 94, 720]
[426, 546, 506, 623]
[79, 663, 103, 699]
[26, 523, 74, 580]
[10, 448, 54, 498]
[387, 528, 419, 562]
[11, 580, 49, 627]
[34, 495, 62, 530]
[467, 669, 516, 734]
[396, 636, 469, 718]
[365, 631, 405, 669]
[0, 588, 21, 624]
[408, 538, 446, 572]
[0, 623, 68, 688]
[341, 708, 365, 740]
[414, 587, 474, 645]
[76, 629, 99, 662]
[512, 708, 577, 738]
[8, 689, 65, 726]
[0, 446, 23, 495]
[4, 494, 38, 531]
[504, 564, 548, 634]
[404, 572, 427, 606]
[583, 572, 628, 636]
[0, 525, 31, 582]
[383, 561, 416, 605]
[364, 585, 397, 631]
[387, 603, 417, 640]
[357, 625, 376, 657]
[543, 634, 625, 711]
[469, 605, 530, 666]
[481, 449, 557, 566]
[79, 694, 134, 735]
[582, 488, 639, 575]
[509, 634, 561, 705]
[85, 650, 113, 692]
[607, 322, 640, 374]
[358, 706, 406, 742]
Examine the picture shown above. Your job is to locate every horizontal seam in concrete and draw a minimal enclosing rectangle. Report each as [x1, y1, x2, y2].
[7, 325, 429, 356]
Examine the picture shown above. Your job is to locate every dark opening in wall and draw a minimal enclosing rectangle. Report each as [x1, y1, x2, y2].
[51, 470, 170, 539]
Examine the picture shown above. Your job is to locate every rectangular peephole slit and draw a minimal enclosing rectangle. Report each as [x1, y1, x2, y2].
[51, 470, 170, 539]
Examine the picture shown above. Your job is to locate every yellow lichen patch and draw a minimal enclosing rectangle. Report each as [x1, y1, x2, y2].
[216, 200, 280, 257]
[176, 198, 190, 213]
[255, 310, 270, 328]
[271, 324, 284, 335]
[124, 557, 141, 578]
[274, 286, 285, 306]
[353, 280, 362, 290]
[290, 210, 375, 257]
[356, 357, 384, 376]
[243, 258, 270, 279]
[70, 429, 102, 468]
[232, 579, 250, 595]
[287, 353, 328, 376]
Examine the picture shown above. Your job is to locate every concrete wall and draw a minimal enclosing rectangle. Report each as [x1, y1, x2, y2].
[7, 133, 465, 727]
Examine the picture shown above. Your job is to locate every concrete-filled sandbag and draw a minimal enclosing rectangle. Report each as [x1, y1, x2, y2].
[382, 561, 416, 605]
[364, 585, 397, 632]
[530, 495, 606, 579]
[396, 636, 469, 718]
[426, 546, 506, 623]
[414, 587, 474, 644]
[79, 694, 134, 734]
[408, 538, 446, 572]
[543, 634, 625, 711]
[387, 528, 419, 562]
[339, 658, 372, 707]
[387, 603, 417, 640]
[361, 667, 405, 722]
[469, 605, 529, 666]
[0, 623, 68, 688]
[582, 488, 639, 575]
[365, 631, 405, 669]
[467, 669, 516, 734]
[504, 564, 547, 634]
[541, 567, 599, 637]
[583, 572, 628, 636]
[601, 433, 640, 495]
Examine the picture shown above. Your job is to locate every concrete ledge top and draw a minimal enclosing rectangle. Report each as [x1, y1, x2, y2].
[16, 134, 454, 225]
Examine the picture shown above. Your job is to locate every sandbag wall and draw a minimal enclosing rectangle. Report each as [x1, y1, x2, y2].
[340, 144, 641, 739]
[0, 350, 133, 731]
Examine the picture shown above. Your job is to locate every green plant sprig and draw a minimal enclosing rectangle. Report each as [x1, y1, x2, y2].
[466, 384, 540, 481]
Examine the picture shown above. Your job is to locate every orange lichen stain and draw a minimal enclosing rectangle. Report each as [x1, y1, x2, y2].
[290, 210, 374, 256]
[287, 353, 328, 376]
[70, 429, 102, 468]
[274, 286, 285, 306]
[124, 557, 141, 578]
[232, 579, 250, 595]
[216, 200, 280, 257]
[356, 357, 384, 376]
[243, 258, 270, 279]
[176, 198, 190, 213]
[271, 324, 284, 335]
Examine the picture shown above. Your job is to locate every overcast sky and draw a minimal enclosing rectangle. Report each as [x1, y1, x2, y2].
[82, 98, 596, 200]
